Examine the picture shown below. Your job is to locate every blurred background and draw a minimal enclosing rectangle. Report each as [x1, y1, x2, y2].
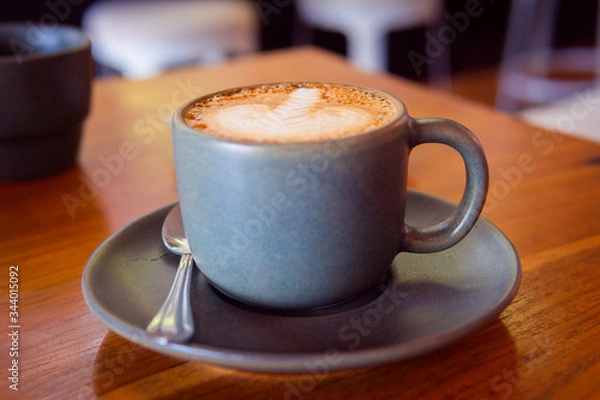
[3, 0, 599, 140]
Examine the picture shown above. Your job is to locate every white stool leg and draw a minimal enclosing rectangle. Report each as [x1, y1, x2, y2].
[596, 0, 600, 84]
[496, 0, 538, 110]
[346, 26, 388, 73]
[425, 18, 452, 90]
[495, 0, 560, 111]
[528, 0, 560, 74]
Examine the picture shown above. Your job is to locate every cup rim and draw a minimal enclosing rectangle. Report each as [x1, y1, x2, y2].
[172, 81, 407, 147]
[0, 22, 91, 64]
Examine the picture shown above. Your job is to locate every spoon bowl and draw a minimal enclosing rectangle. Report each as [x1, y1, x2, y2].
[162, 205, 189, 255]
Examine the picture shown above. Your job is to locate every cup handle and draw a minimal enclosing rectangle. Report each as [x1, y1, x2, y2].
[403, 118, 489, 253]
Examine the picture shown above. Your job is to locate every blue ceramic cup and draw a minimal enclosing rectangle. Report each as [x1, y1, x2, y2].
[172, 82, 488, 310]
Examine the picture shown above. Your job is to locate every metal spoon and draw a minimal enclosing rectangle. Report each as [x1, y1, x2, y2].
[146, 204, 194, 342]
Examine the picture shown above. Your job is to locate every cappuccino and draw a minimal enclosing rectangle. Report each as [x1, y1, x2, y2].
[184, 83, 398, 143]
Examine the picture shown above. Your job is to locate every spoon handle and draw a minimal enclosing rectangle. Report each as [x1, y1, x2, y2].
[146, 252, 195, 342]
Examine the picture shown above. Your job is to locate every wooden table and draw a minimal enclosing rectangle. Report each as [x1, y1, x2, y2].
[1, 47, 599, 399]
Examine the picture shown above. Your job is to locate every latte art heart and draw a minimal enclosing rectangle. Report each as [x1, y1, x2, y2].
[208, 89, 375, 140]
[185, 83, 397, 143]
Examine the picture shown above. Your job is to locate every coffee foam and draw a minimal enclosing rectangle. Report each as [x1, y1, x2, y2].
[184, 83, 397, 143]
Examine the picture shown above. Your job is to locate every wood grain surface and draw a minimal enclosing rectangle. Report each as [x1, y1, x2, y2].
[1, 47, 599, 400]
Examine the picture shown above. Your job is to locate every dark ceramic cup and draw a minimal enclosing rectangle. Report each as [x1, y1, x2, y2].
[172, 82, 488, 311]
[0, 23, 93, 180]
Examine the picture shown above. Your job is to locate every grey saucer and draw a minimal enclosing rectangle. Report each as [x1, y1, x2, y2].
[82, 190, 521, 373]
